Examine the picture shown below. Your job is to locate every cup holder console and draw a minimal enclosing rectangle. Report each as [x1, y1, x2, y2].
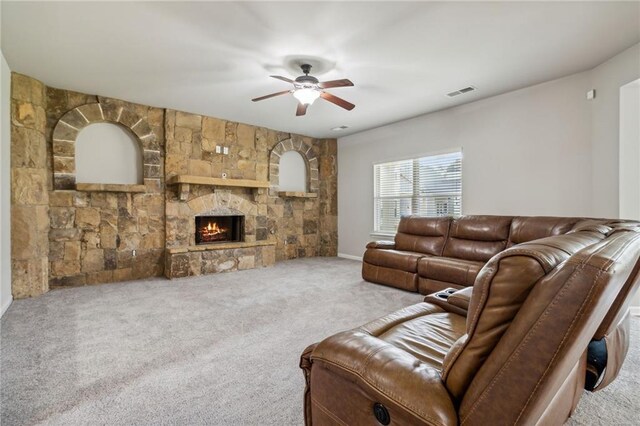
[425, 287, 468, 314]
[433, 288, 458, 300]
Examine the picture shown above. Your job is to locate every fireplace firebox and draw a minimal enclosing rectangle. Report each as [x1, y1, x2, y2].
[195, 215, 244, 245]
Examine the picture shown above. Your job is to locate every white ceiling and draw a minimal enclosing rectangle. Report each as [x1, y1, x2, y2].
[2, 1, 639, 138]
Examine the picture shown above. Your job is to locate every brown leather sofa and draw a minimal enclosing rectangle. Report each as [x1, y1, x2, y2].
[302, 219, 640, 425]
[363, 215, 585, 294]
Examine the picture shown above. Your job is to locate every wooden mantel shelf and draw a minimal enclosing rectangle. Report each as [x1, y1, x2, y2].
[167, 175, 270, 200]
[278, 191, 318, 199]
[167, 175, 270, 188]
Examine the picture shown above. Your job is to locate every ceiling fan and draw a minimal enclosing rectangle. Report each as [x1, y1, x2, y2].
[252, 64, 355, 116]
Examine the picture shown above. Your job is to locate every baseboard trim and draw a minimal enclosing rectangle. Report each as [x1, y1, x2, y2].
[1, 295, 13, 318]
[631, 307, 640, 317]
[338, 253, 363, 262]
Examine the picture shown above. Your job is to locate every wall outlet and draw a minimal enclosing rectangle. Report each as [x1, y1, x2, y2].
[215, 146, 221, 154]
[223, 146, 229, 155]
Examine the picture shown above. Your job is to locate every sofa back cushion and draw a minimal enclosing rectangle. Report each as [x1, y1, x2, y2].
[441, 230, 606, 402]
[458, 229, 640, 424]
[507, 216, 581, 247]
[442, 216, 513, 262]
[394, 216, 451, 255]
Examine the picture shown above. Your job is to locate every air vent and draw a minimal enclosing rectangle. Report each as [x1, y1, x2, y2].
[446, 86, 477, 98]
[331, 125, 349, 131]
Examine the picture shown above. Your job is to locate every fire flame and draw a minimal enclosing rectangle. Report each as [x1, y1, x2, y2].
[205, 221, 224, 235]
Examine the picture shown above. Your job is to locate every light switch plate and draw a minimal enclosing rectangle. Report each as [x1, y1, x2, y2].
[223, 146, 229, 155]
[215, 146, 221, 154]
[586, 89, 596, 100]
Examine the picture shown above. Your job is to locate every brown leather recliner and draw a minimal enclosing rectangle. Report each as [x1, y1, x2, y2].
[302, 221, 640, 425]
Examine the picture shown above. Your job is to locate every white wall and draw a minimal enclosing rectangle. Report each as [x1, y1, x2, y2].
[338, 71, 592, 258]
[0, 49, 12, 316]
[278, 150, 307, 192]
[619, 79, 640, 221]
[590, 44, 640, 218]
[338, 43, 640, 259]
[619, 78, 640, 311]
[75, 123, 143, 185]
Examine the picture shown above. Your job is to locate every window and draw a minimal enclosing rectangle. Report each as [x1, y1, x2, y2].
[373, 150, 462, 234]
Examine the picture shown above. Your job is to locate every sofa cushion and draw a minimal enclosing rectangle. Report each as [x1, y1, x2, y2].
[358, 302, 466, 370]
[378, 312, 466, 369]
[458, 229, 640, 424]
[363, 248, 425, 273]
[442, 230, 606, 401]
[307, 302, 461, 425]
[418, 256, 484, 287]
[418, 278, 464, 295]
[395, 216, 451, 255]
[443, 215, 513, 262]
[507, 216, 581, 247]
[362, 263, 419, 292]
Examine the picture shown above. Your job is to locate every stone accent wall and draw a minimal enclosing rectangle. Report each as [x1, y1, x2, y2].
[10, 74, 50, 298]
[318, 140, 338, 256]
[163, 109, 337, 261]
[10, 73, 337, 298]
[45, 92, 166, 287]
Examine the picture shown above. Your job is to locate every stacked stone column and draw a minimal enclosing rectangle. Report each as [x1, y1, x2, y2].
[10, 74, 50, 297]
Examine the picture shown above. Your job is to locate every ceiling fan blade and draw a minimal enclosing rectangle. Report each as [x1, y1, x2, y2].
[317, 79, 354, 89]
[270, 75, 295, 84]
[296, 103, 308, 116]
[251, 90, 291, 102]
[320, 92, 355, 111]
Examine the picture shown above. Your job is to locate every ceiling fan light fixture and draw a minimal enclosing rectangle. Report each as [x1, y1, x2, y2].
[252, 64, 354, 115]
[293, 88, 321, 105]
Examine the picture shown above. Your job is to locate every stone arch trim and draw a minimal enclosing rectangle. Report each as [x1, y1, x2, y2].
[186, 192, 257, 217]
[269, 138, 319, 194]
[51, 102, 159, 190]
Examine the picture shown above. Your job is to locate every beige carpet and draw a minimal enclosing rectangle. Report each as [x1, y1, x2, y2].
[1, 257, 638, 425]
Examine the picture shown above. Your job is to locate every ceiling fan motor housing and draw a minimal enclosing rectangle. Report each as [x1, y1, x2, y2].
[295, 64, 319, 86]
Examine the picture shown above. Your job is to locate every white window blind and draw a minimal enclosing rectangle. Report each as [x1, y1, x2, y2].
[374, 151, 462, 234]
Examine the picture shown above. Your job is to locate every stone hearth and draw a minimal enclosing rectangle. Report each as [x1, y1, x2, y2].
[165, 241, 276, 278]
[164, 191, 276, 279]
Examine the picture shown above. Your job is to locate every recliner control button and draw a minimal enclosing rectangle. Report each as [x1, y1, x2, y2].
[373, 403, 390, 425]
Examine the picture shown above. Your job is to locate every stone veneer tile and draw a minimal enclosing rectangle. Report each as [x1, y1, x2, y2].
[76, 103, 103, 123]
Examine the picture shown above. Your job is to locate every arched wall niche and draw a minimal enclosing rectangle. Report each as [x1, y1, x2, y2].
[278, 151, 307, 192]
[268, 137, 319, 195]
[51, 102, 159, 190]
[75, 123, 143, 185]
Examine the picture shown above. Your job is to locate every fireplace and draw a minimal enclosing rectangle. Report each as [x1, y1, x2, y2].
[195, 215, 244, 244]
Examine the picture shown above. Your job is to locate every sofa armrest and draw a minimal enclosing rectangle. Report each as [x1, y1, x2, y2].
[366, 240, 396, 250]
[447, 286, 473, 311]
[424, 286, 473, 316]
[308, 330, 457, 426]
